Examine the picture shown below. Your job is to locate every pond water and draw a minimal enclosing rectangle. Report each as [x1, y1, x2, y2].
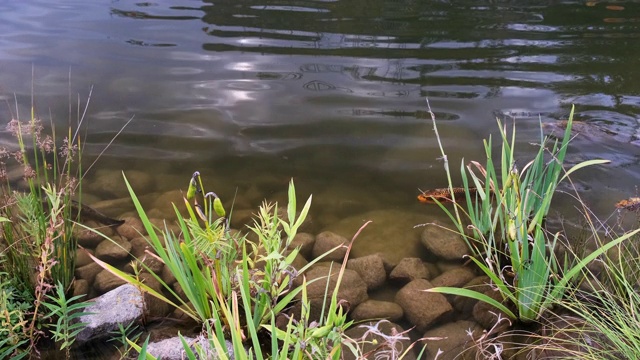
[2, 0, 640, 222]
[2, 0, 640, 357]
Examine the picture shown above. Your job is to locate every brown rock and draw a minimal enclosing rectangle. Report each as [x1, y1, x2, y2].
[72, 279, 90, 298]
[312, 231, 348, 261]
[94, 269, 127, 293]
[395, 279, 453, 332]
[75, 262, 103, 284]
[473, 288, 514, 330]
[453, 276, 492, 314]
[301, 266, 368, 306]
[293, 266, 368, 321]
[325, 210, 427, 264]
[290, 253, 309, 273]
[421, 221, 470, 260]
[389, 258, 430, 283]
[347, 254, 387, 290]
[90, 169, 154, 198]
[288, 232, 315, 259]
[351, 300, 403, 322]
[130, 236, 153, 258]
[138, 273, 170, 318]
[95, 236, 132, 262]
[117, 217, 147, 240]
[422, 320, 484, 360]
[75, 221, 105, 248]
[344, 321, 416, 360]
[431, 266, 476, 288]
[76, 248, 94, 268]
[161, 264, 177, 285]
[124, 252, 163, 275]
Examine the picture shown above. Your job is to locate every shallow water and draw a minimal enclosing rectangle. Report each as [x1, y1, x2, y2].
[2, 0, 640, 356]
[2, 1, 640, 221]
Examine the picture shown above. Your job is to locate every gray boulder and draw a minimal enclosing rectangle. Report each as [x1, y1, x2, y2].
[76, 284, 144, 344]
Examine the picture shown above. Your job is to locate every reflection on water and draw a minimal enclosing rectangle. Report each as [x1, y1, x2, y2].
[1, 0, 640, 252]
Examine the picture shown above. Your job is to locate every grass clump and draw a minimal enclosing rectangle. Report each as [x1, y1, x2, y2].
[529, 226, 640, 359]
[422, 101, 638, 324]
[0, 88, 104, 357]
[90, 172, 360, 357]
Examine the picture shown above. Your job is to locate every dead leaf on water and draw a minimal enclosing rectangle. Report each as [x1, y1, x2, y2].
[606, 5, 625, 11]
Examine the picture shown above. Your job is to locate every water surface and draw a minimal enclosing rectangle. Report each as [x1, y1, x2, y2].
[2, 0, 640, 275]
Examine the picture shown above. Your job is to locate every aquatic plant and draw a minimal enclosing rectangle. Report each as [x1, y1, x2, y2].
[88, 173, 353, 348]
[527, 224, 640, 359]
[0, 93, 89, 352]
[423, 102, 635, 323]
[0, 84, 132, 355]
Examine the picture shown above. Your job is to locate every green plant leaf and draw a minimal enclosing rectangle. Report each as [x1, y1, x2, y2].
[426, 286, 516, 319]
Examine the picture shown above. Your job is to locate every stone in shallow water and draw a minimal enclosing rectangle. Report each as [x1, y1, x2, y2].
[288, 232, 315, 259]
[312, 231, 348, 261]
[430, 266, 476, 288]
[116, 216, 147, 240]
[395, 279, 453, 332]
[93, 269, 128, 293]
[347, 254, 387, 290]
[420, 221, 470, 260]
[95, 236, 131, 262]
[76, 284, 144, 344]
[422, 320, 484, 360]
[344, 321, 416, 360]
[325, 209, 428, 264]
[75, 248, 94, 267]
[389, 257, 430, 283]
[146, 336, 234, 360]
[74, 262, 102, 284]
[350, 300, 403, 322]
[88, 169, 155, 198]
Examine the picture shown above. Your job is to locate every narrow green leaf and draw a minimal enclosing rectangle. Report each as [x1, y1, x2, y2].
[427, 286, 516, 319]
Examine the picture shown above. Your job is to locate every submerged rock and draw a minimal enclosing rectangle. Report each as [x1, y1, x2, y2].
[351, 300, 403, 322]
[389, 257, 430, 283]
[344, 321, 416, 360]
[95, 236, 131, 262]
[93, 269, 128, 293]
[431, 266, 476, 288]
[116, 216, 147, 240]
[422, 320, 484, 360]
[288, 232, 315, 259]
[146, 336, 234, 360]
[395, 279, 453, 332]
[76, 284, 144, 344]
[325, 209, 427, 264]
[291, 265, 368, 321]
[347, 254, 387, 290]
[312, 231, 348, 261]
[420, 221, 470, 260]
